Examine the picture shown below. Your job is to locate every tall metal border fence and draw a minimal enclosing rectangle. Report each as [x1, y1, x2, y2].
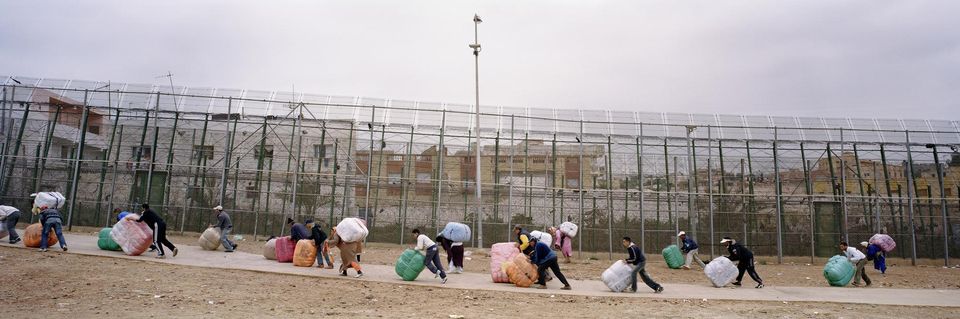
[1, 76, 958, 265]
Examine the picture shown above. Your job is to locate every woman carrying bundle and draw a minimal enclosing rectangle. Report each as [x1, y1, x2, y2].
[327, 227, 363, 278]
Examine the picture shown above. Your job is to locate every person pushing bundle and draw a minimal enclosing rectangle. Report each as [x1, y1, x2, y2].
[411, 228, 447, 284]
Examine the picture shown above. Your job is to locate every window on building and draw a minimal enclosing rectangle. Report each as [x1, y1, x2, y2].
[566, 178, 580, 188]
[313, 144, 333, 159]
[255, 145, 274, 159]
[132, 146, 152, 160]
[245, 185, 259, 199]
[416, 172, 431, 183]
[323, 158, 332, 168]
[192, 145, 214, 160]
[60, 145, 76, 159]
[532, 158, 545, 164]
[388, 173, 402, 184]
[87, 125, 101, 135]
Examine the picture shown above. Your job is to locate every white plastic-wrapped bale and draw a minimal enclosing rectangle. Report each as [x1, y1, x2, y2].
[263, 237, 278, 260]
[440, 222, 471, 242]
[559, 221, 578, 238]
[335, 218, 369, 242]
[31, 192, 66, 209]
[198, 227, 221, 250]
[704, 256, 738, 287]
[529, 230, 552, 247]
[601, 260, 634, 292]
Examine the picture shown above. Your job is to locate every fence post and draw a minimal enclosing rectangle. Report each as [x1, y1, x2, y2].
[930, 145, 950, 266]
[707, 126, 715, 258]
[66, 90, 89, 230]
[904, 131, 917, 265]
[606, 135, 613, 259]
[773, 127, 783, 263]
[577, 119, 584, 257]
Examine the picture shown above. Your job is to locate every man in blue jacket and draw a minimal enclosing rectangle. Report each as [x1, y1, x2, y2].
[862, 241, 886, 274]
[529, 237, 571, 290]
[622, 236, 663, 293]
[678, 231, 705, 270]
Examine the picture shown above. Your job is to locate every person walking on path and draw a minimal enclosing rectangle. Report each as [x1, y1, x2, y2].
[862, 241, 886, 274]
[136, 204, 177, 258]
[841, 241, 871, 286]
[412, 228, 447, 284]
[529, 237, 571, 290]
[308, 220, 333, 269]
[38, 205, 67, 252]
[621, 236, 663, 293]
[210, 206, 237, 253]
[721, 237, 763, 288]
[549, 226, 573, 264]
[0, 205, 22, 244]
[288, 218, 310, 242]
[437, 234, 464, 274]
[327, 227, 363, 278]
[678, 231, 705, 270]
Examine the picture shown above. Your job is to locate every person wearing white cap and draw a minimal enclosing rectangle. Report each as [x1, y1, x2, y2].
[721, 237, 763, 288]
[677, 231, 705, 270]
[840, 241, 871, 286]
[209, 205, 237, 252]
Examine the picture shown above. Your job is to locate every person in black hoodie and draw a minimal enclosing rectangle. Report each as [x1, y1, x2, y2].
[721, 237, 763, 288]
[39, 206, 67, 252]
[621, 236, 662, 293]
[137, 204, 177, 258]
[307, 219, 333, 269]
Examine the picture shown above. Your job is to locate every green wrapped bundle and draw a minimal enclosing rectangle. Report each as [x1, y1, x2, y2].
[662, 245, 684, 269]
[395, 249, 427, 281]
[823, 255, 855, 287]
[97, 227, 122, 251]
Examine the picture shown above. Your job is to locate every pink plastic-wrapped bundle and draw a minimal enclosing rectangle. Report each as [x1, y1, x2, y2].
[869, 234, 896, 252]
[110, 218, 154, 256]
[490, 242, 520, 283]
[275, 236, 296, 263]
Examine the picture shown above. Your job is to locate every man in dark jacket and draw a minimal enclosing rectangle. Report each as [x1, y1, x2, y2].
[39, 206, 67, 252]
[678, 231, 705, 270]
[288, 218, 310, 242]
[529, 237, 571, 290]
[622, 236, 663, 293]
[722, 237, 763, 288]
[307, 219, 333, 269]
[137, 204, 177, 258]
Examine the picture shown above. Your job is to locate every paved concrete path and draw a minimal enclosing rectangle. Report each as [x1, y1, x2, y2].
[3, 232, 959, 307]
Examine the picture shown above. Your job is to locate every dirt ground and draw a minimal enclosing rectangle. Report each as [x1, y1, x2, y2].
[3, 245, 959, 319]
[65, 226, 960, 290]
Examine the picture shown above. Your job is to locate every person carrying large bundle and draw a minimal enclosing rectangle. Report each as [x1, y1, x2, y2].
[529, 237, 570, 290]
[840, 241, 871, 287]
[412, 228, 447, 284]
[862, 241, 886, 274]
[210, 206, 236, 253]
[620, 236, 662, 293]
[550, 226, 573, 264]
[678, 231, 705, 270]
[135, 204, 177, 258]
[436, 234, 464, 274]
[0, 205, 22, 244]
[327, 227, 363, 278]
[721, 237, 763, 288]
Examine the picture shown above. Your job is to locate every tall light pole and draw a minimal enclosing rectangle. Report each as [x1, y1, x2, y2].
[470, 14, 484, 248]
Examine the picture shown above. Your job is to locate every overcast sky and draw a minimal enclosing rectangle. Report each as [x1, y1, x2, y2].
[1, 1, 958, 120]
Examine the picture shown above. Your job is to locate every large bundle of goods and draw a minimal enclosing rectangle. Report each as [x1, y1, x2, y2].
[601, 260, 634, 292]
[23, 223, 58, 248]
[335, 218, 369, 242]
[395, 249, 427, 281]
[198, 227, 222, 250]
[823, 255, 855, 287]
[869, 234, 896, 252]
[490, 242, 520, 283]
[529, 230, 552, 247]
[263, 237, 278, 260]
[662, 245, 684, 269]
[502, 253, 539, 287]
[293, 240, 318, 267]
[559, 221, 578, 237]
[439, 222, 471, 242]
[31, 192, 66, 209]
[274, 236, 296, 263]
[97, 228, 122, 251]
[704, 256, 738, 287]
[111, 218, 154, 256]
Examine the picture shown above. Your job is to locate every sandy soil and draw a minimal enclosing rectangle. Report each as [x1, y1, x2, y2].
[64, 225, 960, 290]
[3, 245, 958, 319]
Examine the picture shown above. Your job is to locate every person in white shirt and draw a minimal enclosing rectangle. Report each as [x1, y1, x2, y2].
[0, 205, 22, 244]
[840, 241, 871, 287]
[412, 228, 447, 284]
